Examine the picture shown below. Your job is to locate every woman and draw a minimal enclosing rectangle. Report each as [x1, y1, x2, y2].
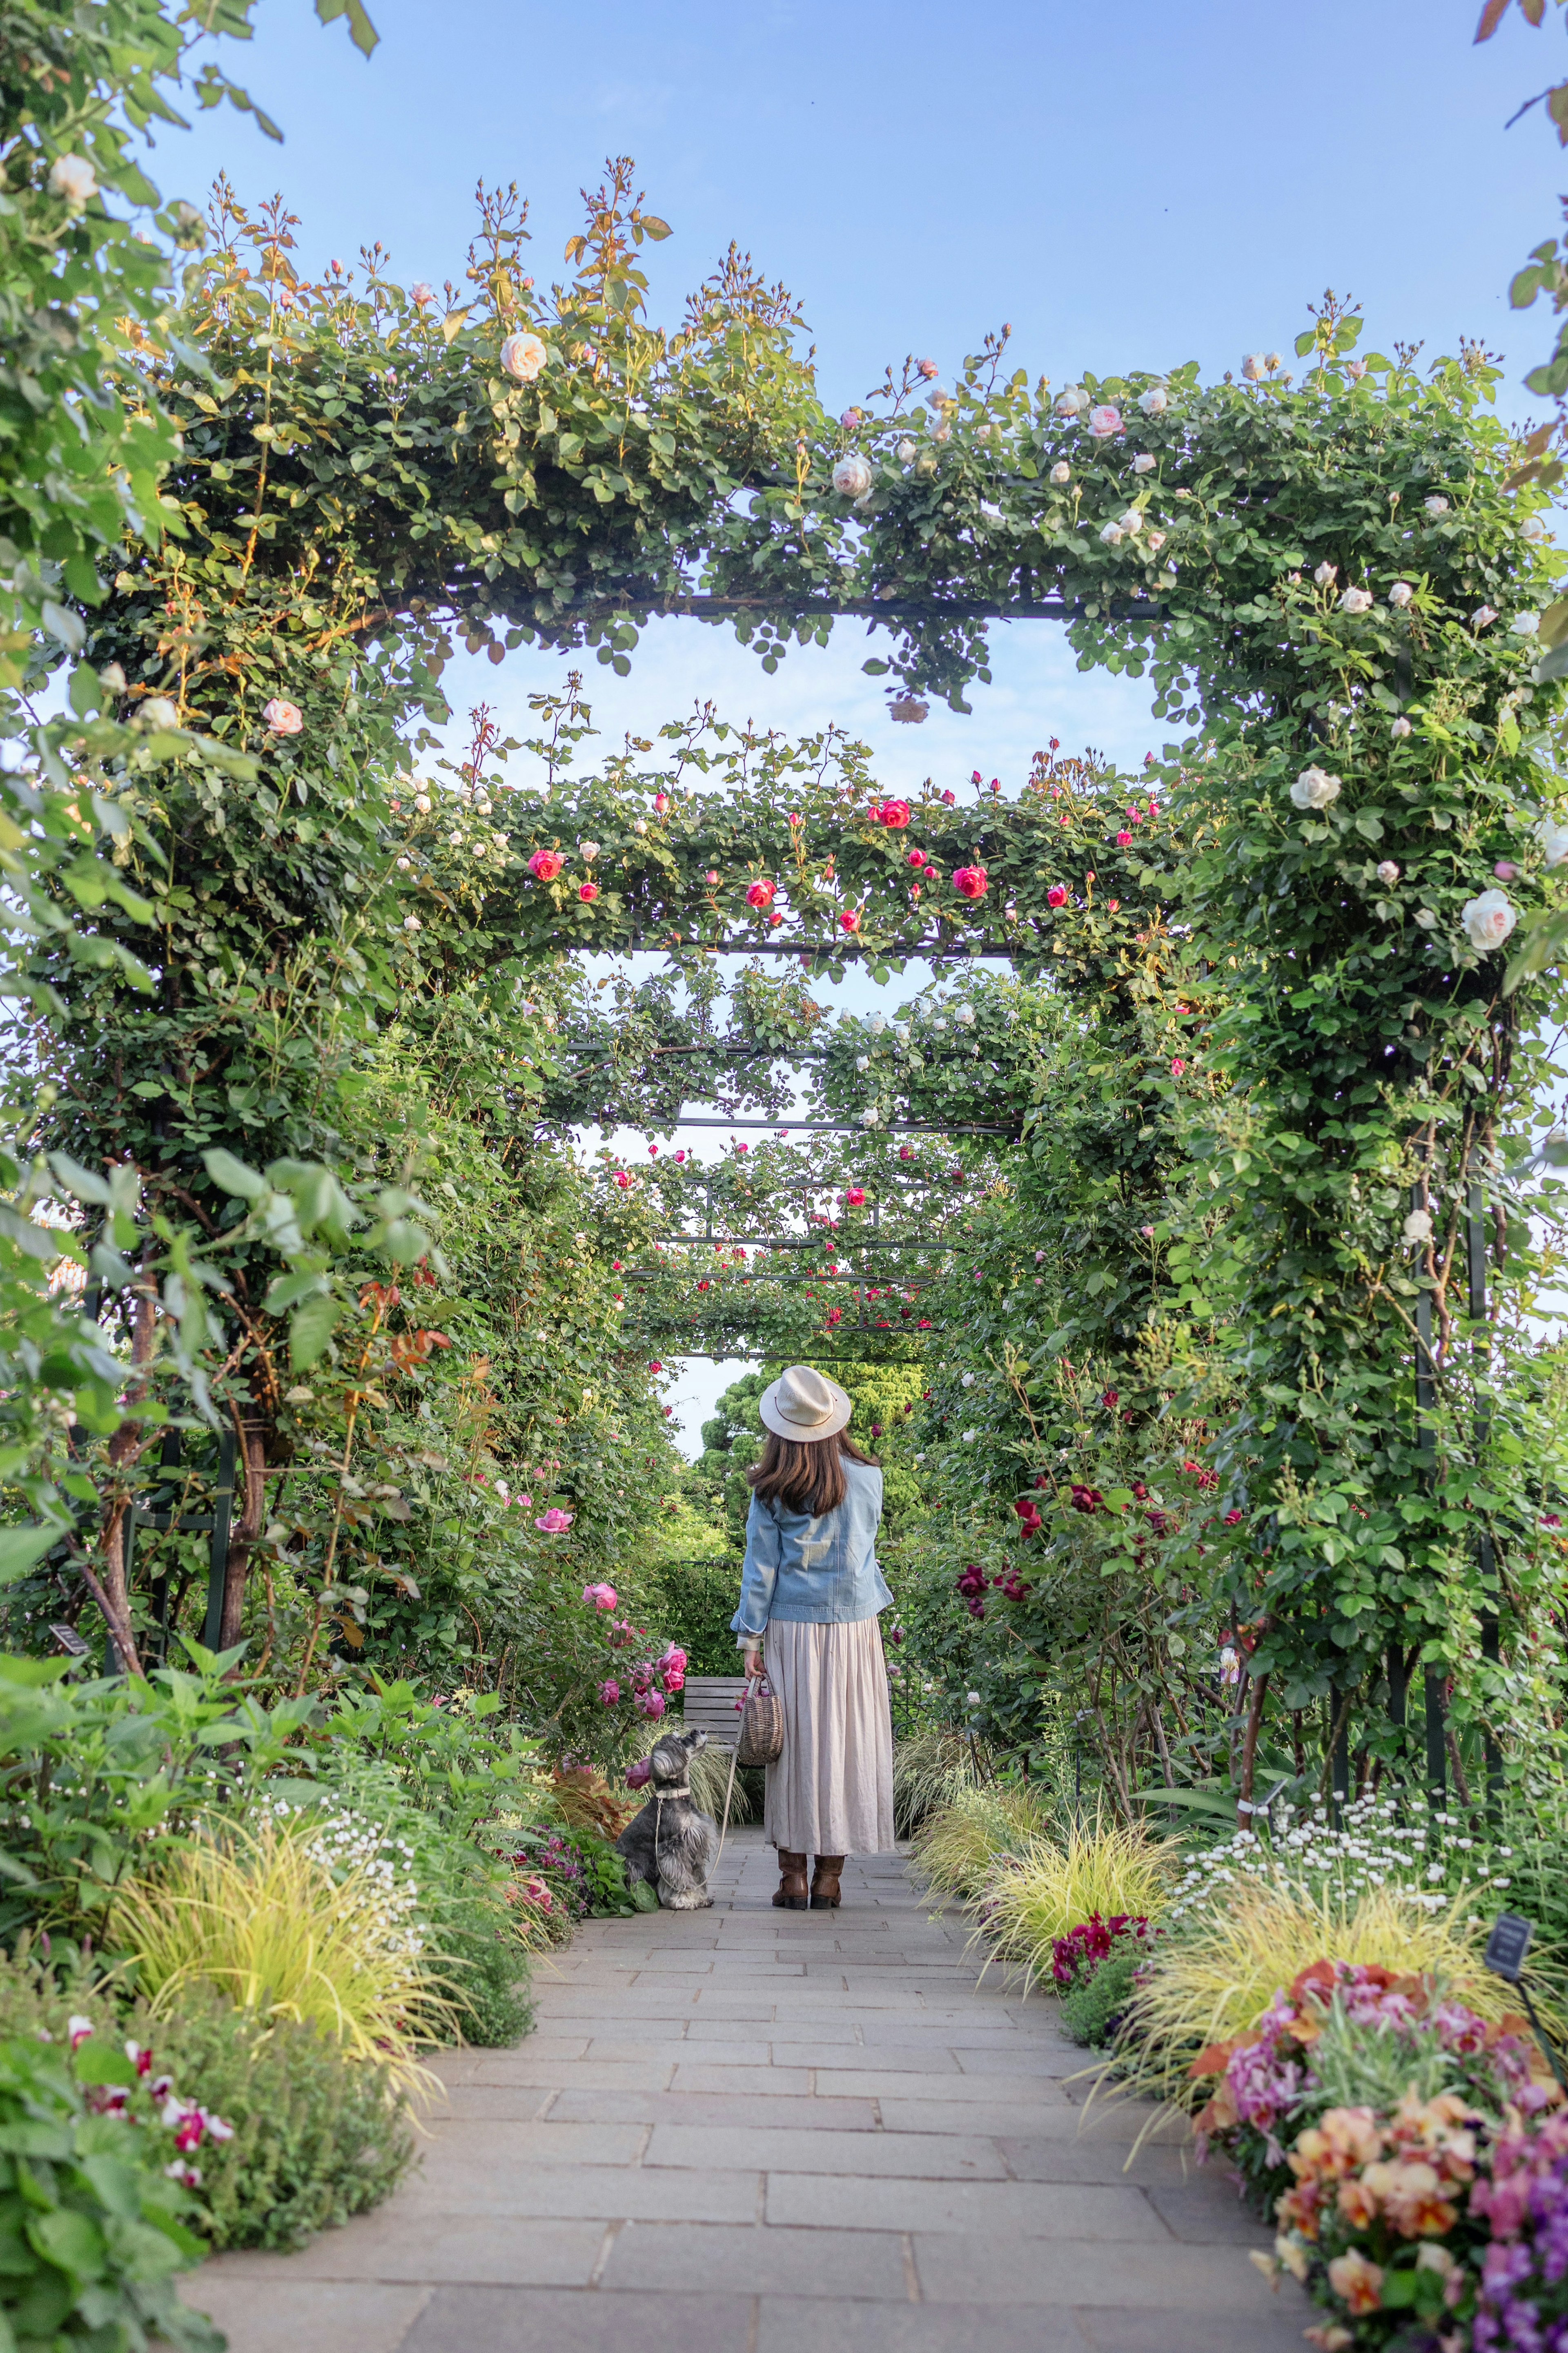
[730, 1363, 896, 1910]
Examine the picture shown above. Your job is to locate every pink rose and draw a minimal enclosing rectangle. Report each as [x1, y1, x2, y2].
[746, 879, 775, 908]
[845, 1187, 866, 1207]
[840, 908, 860, 933]
[636, 1688, 666, 1718]
[598, 1678, 621, 1706]
[529, 850, 564, 883]
[262, 698, 303, 736]
[1047, 884, 1068, 908]
[878, 800, 911, 828]
[662, 1669, 685, 1694]
[906, 848, 927, 868]
[659, 1644, 688, 1671]
[578, 880, 598, 903]
[582, 1581, 618, 1610]
[535, 1507, 574, 1532]
[1116, 831, 1132, 848]
[952, 866, 989, 901]
[1087, 404, 1123, 439]
[1171, 1057, 1186, 1077]
[626, 1757, 651, 1788]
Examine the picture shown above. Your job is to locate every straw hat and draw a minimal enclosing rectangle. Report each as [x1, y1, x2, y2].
[758, 1363, 853, 1443]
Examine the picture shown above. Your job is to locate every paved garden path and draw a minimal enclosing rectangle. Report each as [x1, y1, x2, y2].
[187, 1829, 1313, 2353]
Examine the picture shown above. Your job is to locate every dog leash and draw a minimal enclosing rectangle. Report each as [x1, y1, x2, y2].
[713, 1671, 760, 1870]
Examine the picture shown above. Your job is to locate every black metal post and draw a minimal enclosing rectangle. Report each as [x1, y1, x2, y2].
[1467, 1175, 1505, 1819]
[204, 1427, 236, 1652]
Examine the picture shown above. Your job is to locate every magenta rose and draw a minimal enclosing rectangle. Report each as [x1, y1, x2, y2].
[598, 1679, 621, 1706]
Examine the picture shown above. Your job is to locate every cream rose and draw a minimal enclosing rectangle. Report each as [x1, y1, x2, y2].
[832, 454, 873, 500]
[1461, 888, 1516, 953]
[499, 331, 548, 384]
[1290, 766, 1341, 812]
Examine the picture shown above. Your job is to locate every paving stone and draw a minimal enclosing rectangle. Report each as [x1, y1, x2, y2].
[412, 2118, 649, 2167]
[755, 2297, 1089, 2353]
[423, 2083, 558, 2123]
[666, 2062, 814, 2095]
[393, 2159, 760, 2224]
[685, 2015, 863, 2045]
[206, 2215, 607, 2287]
[401, 2286, 754, 2353]
[911, 2232, 1298, 2311]
[645, 2124, 1009, 2179]
[546, 2089, 880, 2132]
[802, 2043, 961, 2073]
[1074, 2307, 1314, 2353]
[766, 2173, 1165, 2239]
[467, 2057, 677, 2091]
[597, 2219, 910, 2298]
[179, 2277, 431, 2353]
[808, 2069, 1071, 2105]
[1144, 2182, 1276, 2245]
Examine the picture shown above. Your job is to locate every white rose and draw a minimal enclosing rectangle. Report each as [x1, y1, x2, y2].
[932, 1017, 947, 1032]
[410, 282, 434, 306]
[1099, 520, 1124, 546]
[1537, 818, 1568, 868]
[1512, 612, 1541, 636]
[1145, 529, 1167, 553]
[961, 1371, 976, 1387]
[855, 1055, 869, 1071]
[1138, 385, 1168, 416]
[1131, 453, 1156, 474]
[1264, 351, 1282, 371]
[474, 793, 492, 813]
[1118, 508, 1143, 534]
[1055, 386, 1088, 417]
[139, 696, 179, 729]
[1388, 581, 1414, 609]
[1391, 716, 1413, 739]
[499, 331, 548, 383]
[1241, 354, 1265, 381]
[1376, 860, 1401, 885]
[579, 840, 601, 861]
[1414, 908, 1439, 929]
[955, 1005, 975, 1026]
[1403, 1209, 1433, 1246]
[1339, 586, 1373, 615]
[634, 819, 647, 834]
[448, 829, 464, 846]
[403, 914, 423, 932]
[1424, 495, 1450, 517]
[98, 662, 126, 694]
[414, 792, 432, 814]
[1314, 562, 1338, 588]
[897, 439, 917, 464]
[396, 855, 412, 871]
[869, 1015, 887, 1035]
[1345, 358, 1368, 381]
[962, 1430, 978, 1444]
[1088, 404, 1123, 438]
[894, 1022, 910, 1042]
[833, 454, 873, 499]
[1049, 461, 1072, 485]
[1290, 766, 1341, 811]
[860, 1108, 880, 1129]
[1471, 604, 1499, 631]
[48, 155, 97, 207]
[1461, 888, 1516, 952]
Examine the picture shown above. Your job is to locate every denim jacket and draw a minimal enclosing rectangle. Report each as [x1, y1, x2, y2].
[730, 1459, 891, 1639]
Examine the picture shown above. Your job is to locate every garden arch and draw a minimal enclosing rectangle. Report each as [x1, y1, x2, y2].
[42, 174, 1568, 1806]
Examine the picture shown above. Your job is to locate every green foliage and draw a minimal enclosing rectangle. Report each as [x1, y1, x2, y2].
[1059, 1943, 1144, 2049]
[0, 2032, 218, 2351]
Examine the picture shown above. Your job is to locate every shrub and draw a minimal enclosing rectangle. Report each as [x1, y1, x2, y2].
[0, 2034, 220, 2351]
[911, 1782, 1055, 1898]
[1060, 1943, 1147, 2049]
[1125, 1879, 1538, 2109]
[112, 1814, 454, 2094]
[976, 1813, 1174, 1989]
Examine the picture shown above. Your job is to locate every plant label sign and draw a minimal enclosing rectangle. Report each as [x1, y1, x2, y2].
[1484, 1912, 1534, 1983]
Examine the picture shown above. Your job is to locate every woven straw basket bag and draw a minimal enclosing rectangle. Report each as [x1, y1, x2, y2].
[735, 1671, 784, 1767]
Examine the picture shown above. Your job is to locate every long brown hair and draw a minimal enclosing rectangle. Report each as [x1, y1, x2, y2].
[746, 1428, 876, 1517]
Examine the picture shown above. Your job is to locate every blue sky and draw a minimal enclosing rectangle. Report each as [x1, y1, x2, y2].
[159, 0, 1568, 1447]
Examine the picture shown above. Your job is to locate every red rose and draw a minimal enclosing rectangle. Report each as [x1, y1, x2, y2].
[528, 850, 563, 882]
[879, 800, 911, 828]
[952, 866, 988, 900]
[1047, 884, 1068, 908]
[579, 880, 599, 902]
[768, 911, 784, 926]
[898, 1145, 913, 1161]
[746, 879, 775, 908]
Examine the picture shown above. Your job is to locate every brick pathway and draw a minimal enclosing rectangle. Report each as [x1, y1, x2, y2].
[187, 1830, 1313, 2353]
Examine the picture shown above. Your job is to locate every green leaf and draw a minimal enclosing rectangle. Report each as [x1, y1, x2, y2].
[71, 2045, 138, 2092]
[263, 1270, 329, 1314]
[315, 0, 381, 54]
[0, 1527, 63, 1588]
[46, 1153, 109, 1207]
[202, 1147, 266, 1201]
[289, 1294, 341, 1369]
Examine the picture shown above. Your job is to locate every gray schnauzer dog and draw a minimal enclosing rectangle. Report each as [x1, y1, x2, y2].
[615, 1728, 719, 1910]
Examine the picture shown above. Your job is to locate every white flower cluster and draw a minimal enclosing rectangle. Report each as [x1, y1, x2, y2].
[261, 1798, 425, 1957]
[1168, 1790, 1502, 1926]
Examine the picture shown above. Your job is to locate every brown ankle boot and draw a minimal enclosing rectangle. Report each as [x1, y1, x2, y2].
[811, 1855, 845, 1909]
[772, 1850, 809, 1910]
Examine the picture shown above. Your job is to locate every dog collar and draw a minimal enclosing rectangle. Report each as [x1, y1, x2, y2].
[653, 1782, 691, 1798]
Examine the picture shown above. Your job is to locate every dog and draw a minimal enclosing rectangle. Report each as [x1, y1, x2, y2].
[615, 1729, 719, 1910]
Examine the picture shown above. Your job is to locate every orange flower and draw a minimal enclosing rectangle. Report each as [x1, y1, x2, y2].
[1336, 2175, 1382, 2231]
[1380, 2160, 1457, 2239]
[1326, 2249, 1384, 2315]
[1276, 2183, 1324, 2241]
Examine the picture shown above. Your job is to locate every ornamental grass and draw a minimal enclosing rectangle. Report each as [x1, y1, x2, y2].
[974, 1811, 1176, 1990]
[113, 1816, 453, 2100]
[892, 1731, 993, 1835]
[910, 1780, 1058, 1899]
[1120, 1876, 1553, 2110]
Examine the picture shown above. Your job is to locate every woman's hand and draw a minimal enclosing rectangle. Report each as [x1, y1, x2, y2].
[743, 1644, 763, 1677]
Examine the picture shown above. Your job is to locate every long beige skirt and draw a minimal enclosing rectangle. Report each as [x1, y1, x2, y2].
[762, 1617, 897, 1856]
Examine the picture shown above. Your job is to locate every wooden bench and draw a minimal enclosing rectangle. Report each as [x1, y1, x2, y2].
[679, 1673, 748, 1748]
